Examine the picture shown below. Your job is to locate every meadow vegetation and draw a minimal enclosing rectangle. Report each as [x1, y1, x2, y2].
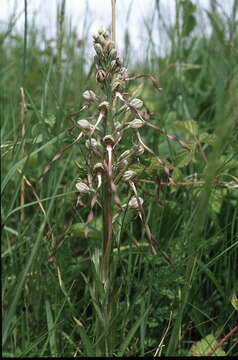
[1, 0, 238, 356]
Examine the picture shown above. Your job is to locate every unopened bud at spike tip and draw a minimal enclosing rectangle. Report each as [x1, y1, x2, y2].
[97, 34, 106, 46]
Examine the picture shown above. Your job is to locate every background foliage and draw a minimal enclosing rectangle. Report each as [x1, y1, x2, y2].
[1, 0, 238, 356]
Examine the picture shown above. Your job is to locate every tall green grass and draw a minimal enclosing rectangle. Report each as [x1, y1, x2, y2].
[1, 0, 238, 356]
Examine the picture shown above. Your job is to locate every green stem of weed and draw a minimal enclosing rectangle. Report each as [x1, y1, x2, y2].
[23, 0, 27, 85]
[57, 0, 66, 86]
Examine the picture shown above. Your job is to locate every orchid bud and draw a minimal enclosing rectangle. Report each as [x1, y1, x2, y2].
[82, 90, 99, 103]
[102, 29, 109, 38]
[118, 150, 131, 161]
[110, 59, 117, 71]
[112, 80, 123, 92]
[98, 28, 107, 36]
[94, 43, 103, 56]
[129, 98, 143, 109]
[85, 138, 98, 149]
[120, 67, 128, 77]
[114, 121, 121, 130]
[106, 39, 115, 50]
[123, 170, 137, 181]
[117, 159, 128, 169]
[109, 48, 117, 60]
[128, 196, 144, 210]
[127, 119, 144, 129]
[76, 182, 91, 194]
[132, 144, 144, 156]
[96, 69, 106, 83]
[97, 34, 106, 46]
[93, 33, 100, 42]
[116, 56, 123, 67]
[77, 119, 92, 132]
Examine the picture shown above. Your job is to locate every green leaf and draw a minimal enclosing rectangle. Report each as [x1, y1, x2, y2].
[181, 0, 197, 37]
[183, 120, 199, 136]
[45, 300, 57, 356]
[199, 132, 217, 145]
[1, 131, 66, 194]
[231, 294, 238, 311]
[174, 120, 198, 137]
[70, 220, 102, 242]
[118, 308, 149, 356]
[45, 114, 56, 127]
[209, 189, 225, 214]
[174, 148, 194, 168]
[73, 317, 94, 356]
[190, 334, 226, 356]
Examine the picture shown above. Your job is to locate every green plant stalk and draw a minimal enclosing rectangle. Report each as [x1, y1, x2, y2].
[101, 88, 114, 285]
[102, 176, 113, 284]
[96, 85, 114, 357]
